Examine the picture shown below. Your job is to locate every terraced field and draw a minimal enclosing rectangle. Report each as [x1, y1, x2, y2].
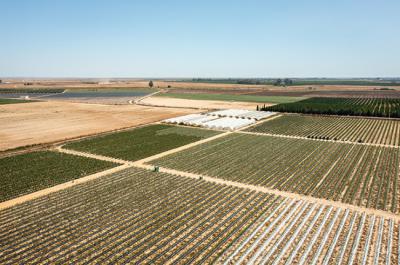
[64, 124, 220, 161]
[248, 114, 400, 146]
[150, 133, 400, 213]
[1, 167, 397, 264]
[0, 151, 116, 202]
[264, 97, 400, 118]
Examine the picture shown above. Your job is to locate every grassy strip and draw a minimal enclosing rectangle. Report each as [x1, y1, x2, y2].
[0, 98, 36, 105]
[0, 151, 116, 202]
[158, 92, 305, 104]
[64, 124, 220, 161]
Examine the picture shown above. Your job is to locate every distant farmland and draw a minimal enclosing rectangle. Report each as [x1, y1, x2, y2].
[158, 92, 305, 104]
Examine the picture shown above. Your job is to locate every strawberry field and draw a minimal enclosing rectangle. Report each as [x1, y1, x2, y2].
[150, 133, 400, 213]
[248, 114, 400, 146]
[1, 167, 398, 264]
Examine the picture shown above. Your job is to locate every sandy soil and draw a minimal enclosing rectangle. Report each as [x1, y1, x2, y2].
[140, 96, 265, 110]
[0, 101, 196, 151]
[44, 96, 139, 105]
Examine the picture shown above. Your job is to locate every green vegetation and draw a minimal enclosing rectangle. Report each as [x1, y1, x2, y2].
[263, 97, 400, 118]
[65, 124, 220, 161]
[248, 114, 400, 146]
[0, 98, 35, 105]
[151, 133, 400, 213]
[158, 92, 304, 104]
[0, 151, 116, 202]
[0, 167, 276, 263]
[0, 88, 65, 93]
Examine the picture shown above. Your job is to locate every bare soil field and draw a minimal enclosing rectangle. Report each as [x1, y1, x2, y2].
[0, 101, 196, 151]
[140, 96, 263, 110]
[44, 96, 140, 105]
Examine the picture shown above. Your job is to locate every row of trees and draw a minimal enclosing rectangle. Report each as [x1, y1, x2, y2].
[260, 97, 400, 118]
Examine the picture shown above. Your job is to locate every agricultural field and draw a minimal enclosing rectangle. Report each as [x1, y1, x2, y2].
[0, 101, 195, 151]
[64, 124, 220, 161]
[0, 98, 34, 105]
[0, 151, 116, 202]
[264, 97, 400, 118]
[220, 199, 398, 264]
[158, 92, 305, 104]
[1, 167, 397, 264]
[150, 133, 400, 213]
[248, 114, 400, 146]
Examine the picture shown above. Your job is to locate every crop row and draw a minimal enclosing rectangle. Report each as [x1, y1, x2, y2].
[1, 166, 398, 264]
[0, 151, 116, 202]
[219, 199, 399, 265]
[0, 167, 279, 264]
[263, 97, 400, 118]
[151, 133, 400, 213]
[64, 124, 220, 161]
[248, 114, 400, 146]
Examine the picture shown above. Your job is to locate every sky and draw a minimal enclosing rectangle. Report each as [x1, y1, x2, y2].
[0, 0, 399, 78]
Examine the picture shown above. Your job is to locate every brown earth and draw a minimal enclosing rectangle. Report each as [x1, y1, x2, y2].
[0, 101, 196, 151]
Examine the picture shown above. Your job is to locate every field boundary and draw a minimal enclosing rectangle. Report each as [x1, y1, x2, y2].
[237, 130, 400, 149]
[0, 164, 131, 210]
[133, 163, 400, 222]
[55, 146, 132, 164]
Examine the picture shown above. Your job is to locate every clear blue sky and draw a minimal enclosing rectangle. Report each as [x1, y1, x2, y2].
[1, 0, 399, 78]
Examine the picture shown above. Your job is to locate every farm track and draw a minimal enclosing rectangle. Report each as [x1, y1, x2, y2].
[1, 167, 399, 264]
[0, 164, 131, 210]
[1, 123, 400, 263]
[152, 133, 400, 213]
[3, 126, 399, 218]
[44, 143, 400, 221]
[133, 163, 400, 222]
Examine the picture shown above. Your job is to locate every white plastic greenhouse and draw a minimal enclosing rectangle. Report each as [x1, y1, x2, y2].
[206, 109, 275, 120]
[163, 109, 275, 131]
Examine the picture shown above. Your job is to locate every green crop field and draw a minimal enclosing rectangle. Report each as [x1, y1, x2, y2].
[2, 167, 395, 264]
[64, 124, 220, 161]
[248, 114, 400, 146]
[263, 97, 400, 118]
[0, 98, 35, 105]
[158, 92, 305, 104]
[0, 167, 277, 263]
[150, 133, 400, 213]
[0, 151, 116, 202]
